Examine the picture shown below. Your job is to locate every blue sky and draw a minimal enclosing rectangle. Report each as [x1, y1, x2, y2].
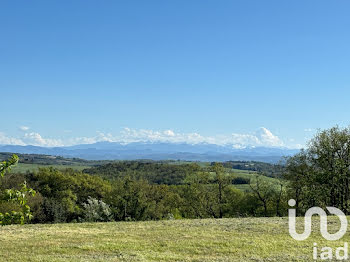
[1, 0, 350, 148]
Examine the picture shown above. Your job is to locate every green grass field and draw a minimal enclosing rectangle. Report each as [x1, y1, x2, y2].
[0, 217, 346, 261]
[231, 169, 280, 192]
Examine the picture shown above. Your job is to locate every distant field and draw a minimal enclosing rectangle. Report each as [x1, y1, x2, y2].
[0, 217, 344, 261]
[231, 169, 280, 192]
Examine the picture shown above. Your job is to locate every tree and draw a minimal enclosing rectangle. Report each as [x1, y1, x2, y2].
[284, 150, 313, 215]
[274, 179, 286, 217]
[285, 126, 350, 214]
[211, 163, 233, 218]
[249, 175, 275, 216]
[181, 171, 212, 218]
[109, 177, 150, 221]
[29, 167, 112, 222]
[308, 126, 350, 211]
[0, 154, 36, 225]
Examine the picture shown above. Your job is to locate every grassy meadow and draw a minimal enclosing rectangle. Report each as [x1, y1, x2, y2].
[230, 168, 280, 192]
[0, 217, 346, 261]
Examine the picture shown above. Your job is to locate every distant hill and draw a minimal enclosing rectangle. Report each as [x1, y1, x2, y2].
[0, 152, 101, 166]
[0, 142, 299, 163]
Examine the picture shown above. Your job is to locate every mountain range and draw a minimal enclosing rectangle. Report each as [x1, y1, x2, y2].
[0, 142, 299, 163]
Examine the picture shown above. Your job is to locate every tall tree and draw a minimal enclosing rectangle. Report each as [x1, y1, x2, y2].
[249, 175, 275, 216]
[285, 126, 350, 214]
[211, 163, 233, 218]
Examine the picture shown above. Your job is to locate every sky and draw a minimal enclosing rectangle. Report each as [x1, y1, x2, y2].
[1, 0, 350, 148]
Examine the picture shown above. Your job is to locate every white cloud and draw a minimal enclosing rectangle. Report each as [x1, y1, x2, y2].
[254, 127, 284, 147]
[0, 127, 295, 148]
[67, 131, 116, 145]
[119, 128, 208, 144]
[304, 128, 314, 132]
[23, 132, 63, 147]
[118, 127, 285, 147]
[19, 126, 30, 131]
[164, 130, 175, 137]
[0, 132, 26, 146]
[294, 144, 304, 149]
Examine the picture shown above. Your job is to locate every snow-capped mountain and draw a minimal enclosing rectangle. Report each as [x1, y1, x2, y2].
[0, 141, 299, 163]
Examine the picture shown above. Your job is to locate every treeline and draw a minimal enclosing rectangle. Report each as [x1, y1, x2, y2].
[0, 163, 289, 223]
[84, 161, 202, 185]
[0, 153, 100, 166]
[84, 161, 261, 186]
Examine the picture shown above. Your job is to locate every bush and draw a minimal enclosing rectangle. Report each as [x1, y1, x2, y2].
[81, 197, 113, 222]
[232, 177, 250, 185]
[41, 198, 68, 223]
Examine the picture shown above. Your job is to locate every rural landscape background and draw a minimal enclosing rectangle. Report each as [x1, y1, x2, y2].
[2, 0, 350, 261]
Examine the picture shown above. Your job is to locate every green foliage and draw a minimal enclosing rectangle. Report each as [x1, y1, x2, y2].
[84, 161, 201, 185]
[41, 198, 68, 223]
[0, 155, 35, 225]
[284, 126, 350, 214]
[108, 177, 181, 221]
[179, 166, 245, 218]
[28, 167, 112, 222]
[249, 175, 287, 216]
[0, 152, 102, 167]
[220, 160, 284, 178]
[232, 176, 250, 184]
[0, 154, 18, 177]
[0, 156, 292, 224]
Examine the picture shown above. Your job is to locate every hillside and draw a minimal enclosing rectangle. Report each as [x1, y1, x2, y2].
[0, 152, 283, 181]
[0, 152, 103, 166]
[0, 217, 344, 261]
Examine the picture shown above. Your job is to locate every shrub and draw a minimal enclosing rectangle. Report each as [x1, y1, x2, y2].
[81, 197, 113, 222]
[232, 177, 250, 185]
